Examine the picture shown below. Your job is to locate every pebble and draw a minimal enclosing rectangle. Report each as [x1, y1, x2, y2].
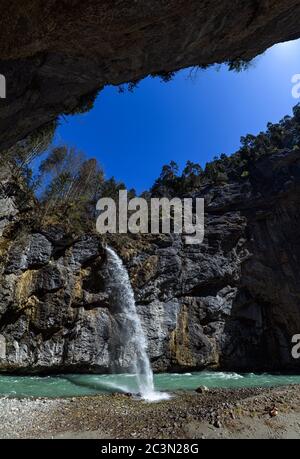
[0, 386, 296, 438]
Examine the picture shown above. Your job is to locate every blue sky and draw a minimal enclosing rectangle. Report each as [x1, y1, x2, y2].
[56, 39, 300, 193]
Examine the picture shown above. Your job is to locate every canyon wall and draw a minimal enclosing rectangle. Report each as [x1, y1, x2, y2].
[1, 1, 300, 373]
[0, 147, 299, 373]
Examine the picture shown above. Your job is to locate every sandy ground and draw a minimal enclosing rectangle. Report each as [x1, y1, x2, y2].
[0, 386, 300, 439]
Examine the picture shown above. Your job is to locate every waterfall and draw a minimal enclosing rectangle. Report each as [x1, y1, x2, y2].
[106, 246, 168, 401]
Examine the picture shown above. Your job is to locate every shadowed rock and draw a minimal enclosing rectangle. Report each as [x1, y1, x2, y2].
[1, 1, 300, 150]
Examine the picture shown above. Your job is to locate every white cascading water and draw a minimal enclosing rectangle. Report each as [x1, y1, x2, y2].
[106, 246, 168, 401]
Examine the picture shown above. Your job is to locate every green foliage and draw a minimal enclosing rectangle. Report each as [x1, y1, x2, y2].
[64, 89, 100, 115]
[38, 145, 104, 231]
[160, 161, 179, 181]
[118, 71, 176, 93]
[39, 146, 68, 175]
[150, 102, 300, 195]
[151, 71, 176, 83]
[241, 170, 249, 178]
[151, 159, 204, 195]
[99, 177, 126, 200]
[182, 161, 202, 177]
[293, 104, 300, 122]
[118, 79, 142, 94]
[204, 161, 218, 182]
[227, 58, 254, 72]
[215, 172, 228, 184]
[3, 98, 300, 235]
[151, 161, 180, 196]
[0, 118, 58, 192]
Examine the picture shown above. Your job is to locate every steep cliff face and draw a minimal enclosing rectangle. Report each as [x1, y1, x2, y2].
[222, 151, 300, 371]
[1, 1, 300, 151]
[129, 150, 300, 372]
[0, 144, 299, 373]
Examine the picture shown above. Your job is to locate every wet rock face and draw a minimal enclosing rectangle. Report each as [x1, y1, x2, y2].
[0, 149, 299, 373]
[122, 148, 300, 373]
[1, 1, 300, 151]
[0, 231, 110, 373]
[131, 217, 246, 372]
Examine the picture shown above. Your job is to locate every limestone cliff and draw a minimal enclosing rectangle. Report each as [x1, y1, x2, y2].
[0, 118, 299, 373]
[1, 1, 300, 373]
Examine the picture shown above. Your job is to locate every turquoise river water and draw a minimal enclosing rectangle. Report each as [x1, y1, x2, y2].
[0, 372, 300, 398]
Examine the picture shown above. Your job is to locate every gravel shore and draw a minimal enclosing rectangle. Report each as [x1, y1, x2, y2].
[1, 385, 300, 439]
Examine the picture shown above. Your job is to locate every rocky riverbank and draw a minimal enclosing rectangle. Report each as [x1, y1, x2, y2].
[1, 385, 300, 439]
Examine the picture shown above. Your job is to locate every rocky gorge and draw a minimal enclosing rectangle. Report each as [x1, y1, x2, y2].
[1, 1, 300, 378]
[2, 1, 300, 152]
[0, 111, 299, 375]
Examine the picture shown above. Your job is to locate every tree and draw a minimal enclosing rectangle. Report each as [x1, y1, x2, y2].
[227, 58, 254, 72]
[1, 119, 58, 190]
[38, 145, 104, 230]
[39, 146, 68, 178]
[181, 160, 203, 190]
[182, 161, 202, 178]
[159, 161, 179, 182]
[99, 177, 126, 200]
[205, 162, 218, 182]
[293, 104, 300, 122]
[151, 71, 176, 83]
